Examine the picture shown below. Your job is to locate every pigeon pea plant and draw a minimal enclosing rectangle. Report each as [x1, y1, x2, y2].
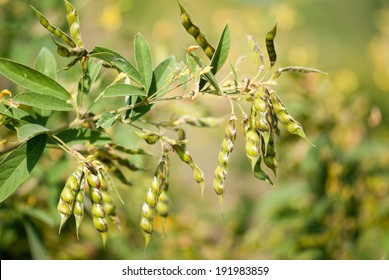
[0, 0, 325, 249]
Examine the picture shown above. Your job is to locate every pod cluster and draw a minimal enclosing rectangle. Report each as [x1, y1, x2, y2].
[140, 153, 169, 247]
[213, 113, 237, 206]
[56, 159, 119, 247]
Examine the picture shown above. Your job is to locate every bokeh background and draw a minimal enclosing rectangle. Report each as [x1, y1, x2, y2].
[1, 0, 389, 259]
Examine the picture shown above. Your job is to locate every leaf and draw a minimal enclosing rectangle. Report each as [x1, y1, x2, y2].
[104, 84, 147, 98]
[54, 128, 111, 146]
[0, 104, 39, 125]
[271, 66, 328, 80]
[0, 134, 47, 203]
[89, 47, 143, 86]
[247, 35, 265, 72]
[189, 51, 220, 92]
[210, 24, 231, 75]
[13, 92, 73, 111]
[34, 47, 57, 80]
[265, 24, 277, 68]
[95, 112, 120, 129]
[19, 206, 55, 227]
[134, 33, 153, 92]
[150, 56, 176, 96]
[0, 58, 70, 101]
[17, 124, 50, 141]
[23, 218, 48, 260]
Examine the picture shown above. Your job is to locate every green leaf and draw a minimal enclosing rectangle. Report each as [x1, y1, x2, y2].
[17, 124, 50, 141]
[0, 134, 47, 203]
[134, 33, 153, 92]
[189, 51, 220, 92]
[89, 47, 143, 86]
[0, 104, 39, 125]
[34, 47, 57, 80]
[95, 112, 120, 129]
[19, 206, 55, 227]
[0, 58, 70, 101]
[150, 56, 176, 96]
[13, 92, 73, 111]
[54, 128, 111, 146]
[23, 218, 48, 260]
[104, 84, 147, 98]
[210, 24, 230, 75]
[265, 24, 277, 68]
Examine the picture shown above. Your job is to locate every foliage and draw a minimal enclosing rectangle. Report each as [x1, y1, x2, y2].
[1, 0, 388, 260]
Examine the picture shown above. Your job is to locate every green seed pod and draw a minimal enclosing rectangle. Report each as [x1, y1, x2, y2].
[57, 200, 72, 233]
[135, 131, 160, 145]
[86, 173, 100, 189]
[93, 217, 108, 233]
[141, 203, 155, 220]
[73, 183, 85, 239]
[177, 0, 215, 59]
[66, 175, 79, 192]
[92, 203, 106, 218]
[89, 188, 103, 204]
[173, 144, 205, 197]
[253, 155, 273, 185]
[145, 188, 158, 208]
[213, 114, 237, 206]
[140, 217, 153, 235]
[269, 90, 314, 146]
[266, 24, 277, 67]
[30, 6, 77, 48]
[262, 131, 278, 176]
[64, 0, 83, 47]
[156, 191, 169, 219]
[250, 94, 271, 151]
[60, 186, 75, 204]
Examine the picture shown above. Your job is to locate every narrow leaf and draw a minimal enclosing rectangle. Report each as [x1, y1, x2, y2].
[0, 134, 47, 203]
[0, 104, 39, 125]
[13, 92, 73, 111]
[17, 124, 50, 141]
[210, 24, 231, 75]
[34, 47, 57, 80]
[150, 56, 176, 96]
[89, 47, 143, 86]
[104, 84, 147, 98]
[265, 24, 277, 67]
[134, 33, 153, 92]
[23, 218, 48, 260]
[0, 58, 70, 101]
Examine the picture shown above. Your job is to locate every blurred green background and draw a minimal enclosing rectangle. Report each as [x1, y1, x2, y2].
[1, 0, 389, 260]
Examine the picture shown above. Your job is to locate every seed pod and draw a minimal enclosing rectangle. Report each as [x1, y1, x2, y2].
[250, 92, 271, 151]
[269, 90, 314, 146]
[140, 155, 168, 248]
[99, 172, 120, 229]
[213, 114, 237, 206]
[64, 0, 83, 47]
[173, 144, 205, 196]
[157, 157, 170, 220]
[135, 131, 160, 145]
[73, 178, 85, 239]
[266, 24, 277, 67]
[30, 6, 77, 48]
[253, 154, 273, 185]
[242, 113, 260, 168]
[261, 131, 278, 177]
[177, 0, 215, 59]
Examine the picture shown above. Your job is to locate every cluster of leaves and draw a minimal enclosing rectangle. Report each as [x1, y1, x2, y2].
[0, 0, 325, 249]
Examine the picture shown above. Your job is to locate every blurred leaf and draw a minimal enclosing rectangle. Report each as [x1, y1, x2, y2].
[34, 47, 57, 80]
[104, 84, 147, 98]
[210, 24, 230, 75]
[95, 112, 120, 129]
[23, 218, 48, 260]
[54, 128, 111, 146]
[89, 47, 143, 86]
[13, 92, 73, 111]
[265, 24, 277, 68]
[17, 124, 50, 141]
[0, 134, 47, 203]
[0, 58, 70, 101]
[189, 51, 220, 92]
[134, 33, 153, 92]
[19, 206, 55, 227]
[247, 35, 265, 72]
[271, 66, 327, 80]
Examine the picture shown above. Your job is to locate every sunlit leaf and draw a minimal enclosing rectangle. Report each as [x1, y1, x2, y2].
[210, 24, 230, 75]
[95, 112, 120, 129]
[0, 58, 70, 101]
[34, 47, 57, 80]
[13, 92, 73, 111]
[0, 134, 47, 203]
[17, 124, 50, 141]
[104, 84, 147, 98]
[134, 33, 153, 92]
